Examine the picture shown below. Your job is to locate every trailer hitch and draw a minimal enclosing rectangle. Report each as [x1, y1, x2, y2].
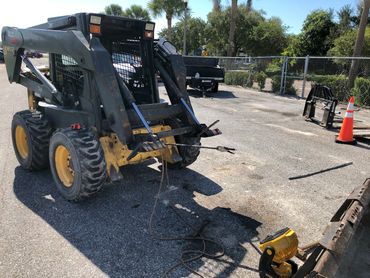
[197, 120, 222, 138]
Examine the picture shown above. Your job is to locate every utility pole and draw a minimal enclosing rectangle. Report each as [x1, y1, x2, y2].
[183, 0, 189, 55]
[227, 0, 238, 57]
[301, 56, 310, 98]
[348, 0, 370, 89]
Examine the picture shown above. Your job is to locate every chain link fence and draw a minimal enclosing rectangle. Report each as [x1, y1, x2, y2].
[299, 57, 369, 106]
[213, 55, 370, 106]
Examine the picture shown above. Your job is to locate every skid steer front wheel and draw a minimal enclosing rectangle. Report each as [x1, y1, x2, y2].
[49, 128, 107, 201]
[11, 110, 52, 170]
[167, 119, 201, 169]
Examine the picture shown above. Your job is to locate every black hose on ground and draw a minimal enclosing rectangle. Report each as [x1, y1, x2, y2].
[149, 155, 225, 277]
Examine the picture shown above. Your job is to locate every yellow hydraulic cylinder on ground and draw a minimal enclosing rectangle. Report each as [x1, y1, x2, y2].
[259, 227, 298, 278]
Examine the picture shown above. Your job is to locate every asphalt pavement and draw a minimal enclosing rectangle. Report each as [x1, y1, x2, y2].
[1, 62, 370, 277]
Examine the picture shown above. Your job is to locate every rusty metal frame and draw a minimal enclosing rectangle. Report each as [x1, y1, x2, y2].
[295, 179, 370, 278]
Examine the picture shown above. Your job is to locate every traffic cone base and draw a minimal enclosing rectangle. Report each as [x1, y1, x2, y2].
[335, 137, 357, 145]
[335, 96, 356, 144]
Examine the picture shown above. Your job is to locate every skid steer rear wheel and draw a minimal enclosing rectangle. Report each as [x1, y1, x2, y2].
[167, 119, 201, 169]
[11, 110, 52, 170]
[49, 128, 107, 202]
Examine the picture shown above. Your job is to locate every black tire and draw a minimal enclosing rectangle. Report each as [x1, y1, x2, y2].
[287, 260, 298, 275]
[49, 128, 107, 201]
[211, 82, 219, 93]
[11, 110, 52, 170]
[167, 119, 201, 169]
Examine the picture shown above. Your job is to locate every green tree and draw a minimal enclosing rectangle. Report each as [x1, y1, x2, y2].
[349, 0, 370, 88]
[337, 5, 355, 33]
[211, 0, 221, 13]
[351, 2, 370, 26]
[148, 0, 186, 41]
[206, 7, 286, 56]
[122, 5, 151, 20]
[104, 4, 123, 16]
[329, 27, 370, 57]
[159, 17, 207, 54]
[246, 0, 252, 11]
[250, 17, 288, 56]
[206, 8, 230, 55]
[282, 35, 300, 56]
[329, 27, 370, 76]
[296, 9, 336, 56]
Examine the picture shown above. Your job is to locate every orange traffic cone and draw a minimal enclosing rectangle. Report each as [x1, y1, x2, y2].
[335, 96, 356, 145]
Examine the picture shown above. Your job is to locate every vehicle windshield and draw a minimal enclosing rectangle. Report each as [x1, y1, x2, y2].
[104, 36, 158, 104]
[158, 38, 178, 55]
[112, 53, 140, 65]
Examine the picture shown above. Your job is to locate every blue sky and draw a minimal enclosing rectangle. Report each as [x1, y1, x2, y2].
[190, 0, 361, 34]
[0, 0, 362, 35]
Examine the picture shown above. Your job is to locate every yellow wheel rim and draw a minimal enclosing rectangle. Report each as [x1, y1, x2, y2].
[15, 125, 29, 159]
[55, 145, 75, 187]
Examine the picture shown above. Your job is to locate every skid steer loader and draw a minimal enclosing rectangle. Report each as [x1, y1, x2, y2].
[1, 13, 221, 201]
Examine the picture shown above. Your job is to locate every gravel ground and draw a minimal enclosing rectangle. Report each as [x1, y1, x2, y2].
[0, 62, 370, 277]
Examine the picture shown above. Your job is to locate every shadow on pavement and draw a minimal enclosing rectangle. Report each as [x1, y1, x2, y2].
[13, 164, 261, 277]
[188, 89, 237, 99]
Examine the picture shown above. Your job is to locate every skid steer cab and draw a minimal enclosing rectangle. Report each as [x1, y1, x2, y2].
[2, 13, 221, 201]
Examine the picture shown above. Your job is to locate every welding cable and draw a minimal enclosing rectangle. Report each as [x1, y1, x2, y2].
[288, 162, 353, 180]
[149, 155, 225, 278]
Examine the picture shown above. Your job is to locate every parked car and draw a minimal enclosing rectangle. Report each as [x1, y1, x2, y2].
[33, 52, 43, 58]
[184, 56, 225, 93]
[0, 48, 4, 62]
[24, 50, 43, 58]
[112, 53, 142, 86]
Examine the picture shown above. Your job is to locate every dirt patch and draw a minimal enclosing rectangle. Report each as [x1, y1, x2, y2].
[282, 112, 299, 117]
[248, 174, 264, 180]
[255, 107, 299, 117]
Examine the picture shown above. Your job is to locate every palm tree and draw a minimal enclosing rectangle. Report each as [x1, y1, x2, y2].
[123, 5, 151, 21]
[337, 5, 354, 32]
[148, 0, 186, 41]
[212, 0, 221, 13]
[247, 0, 252, 10]
[348, 0, 370, 88]
[352, 2, 370, 26]
[104, 4, 123, 16]
[227, 0, 238, 56]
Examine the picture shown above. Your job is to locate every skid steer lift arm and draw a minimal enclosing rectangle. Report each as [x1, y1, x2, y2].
[1, 26, 133, 144]
[2, 27, 94, 82]
[1, 27, 93, 105]
[154, 39, 221, 138]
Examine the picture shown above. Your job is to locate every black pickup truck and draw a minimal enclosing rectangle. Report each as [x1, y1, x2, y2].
[0, 48, 4, 62]
[184, 56, 225, 93]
